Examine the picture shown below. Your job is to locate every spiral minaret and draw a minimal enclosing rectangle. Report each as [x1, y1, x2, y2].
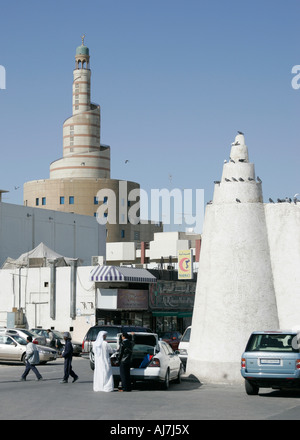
[50, 35, 110, 179]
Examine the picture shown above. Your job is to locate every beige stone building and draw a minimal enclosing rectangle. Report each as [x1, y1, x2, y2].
[23, 37, 162, 242]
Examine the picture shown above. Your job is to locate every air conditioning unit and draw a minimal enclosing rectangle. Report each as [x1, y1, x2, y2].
[91, 256, 105, 266]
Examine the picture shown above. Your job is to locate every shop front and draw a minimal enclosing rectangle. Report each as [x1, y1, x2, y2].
[89, 265, 156, 329]
[149, 279, 196, 334]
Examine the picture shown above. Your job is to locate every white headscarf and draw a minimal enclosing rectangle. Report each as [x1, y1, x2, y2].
[93, 331, 107, 357]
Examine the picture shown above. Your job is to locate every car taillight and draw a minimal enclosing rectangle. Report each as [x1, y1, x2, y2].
[33, 340, 38, 345]
[296, 360, 300, 369]
[241, 358, 246, 369]
[148, 358, 160, 367]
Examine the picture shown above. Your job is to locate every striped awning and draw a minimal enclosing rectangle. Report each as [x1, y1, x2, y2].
[90, 265, 157, 283]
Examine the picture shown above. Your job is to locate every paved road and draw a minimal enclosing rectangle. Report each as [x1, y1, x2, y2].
[1, 357, 300, 421]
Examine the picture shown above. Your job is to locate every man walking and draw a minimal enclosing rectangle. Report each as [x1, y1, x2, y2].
[21, 336, 43, 381]
[60, 332, 78, 384]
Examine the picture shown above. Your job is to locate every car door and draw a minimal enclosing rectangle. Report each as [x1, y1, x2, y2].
[161, 341, 179, 379]
[0, 335, 20, 361]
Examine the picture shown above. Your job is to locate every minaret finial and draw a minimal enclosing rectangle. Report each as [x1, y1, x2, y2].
[81, 34, 85, 46]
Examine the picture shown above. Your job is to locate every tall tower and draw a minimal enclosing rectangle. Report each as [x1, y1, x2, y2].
[50, 35, 110, 179]
[23, 38, 147, 243]
[186, 133, 279, 383]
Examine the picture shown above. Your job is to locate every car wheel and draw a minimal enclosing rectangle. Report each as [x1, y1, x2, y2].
[21, 353, 26, 365]
[90, 350, 95, 370]
[175, 365, 183, 384]
[245, 379, 259, 395]
[162, 369, 170, 390]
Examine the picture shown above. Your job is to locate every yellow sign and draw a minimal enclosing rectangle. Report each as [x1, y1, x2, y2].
[178, 250, 193, 280]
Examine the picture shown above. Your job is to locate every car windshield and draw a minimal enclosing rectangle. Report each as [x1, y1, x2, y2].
[12, 335, 27, 345]
[246, 333, 299, 353]
[133, 344, 156, 355]
[53, 331, 63, 338]
[19, 330, 32, 337]
[89, 327, 119, 340]
[181, 328, 191, 342]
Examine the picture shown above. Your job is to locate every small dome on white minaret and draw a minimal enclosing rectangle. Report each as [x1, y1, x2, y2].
[229, 132, 249, 163]
[213, 132, 263, 205]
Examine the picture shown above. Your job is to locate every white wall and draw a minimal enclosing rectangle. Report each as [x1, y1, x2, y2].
[149, 232, 190, 260]
[265, 202, 300, 329]
[106, 242, 136, 262]
[0, 202, 106, 266]
[0, 266, 96, 343]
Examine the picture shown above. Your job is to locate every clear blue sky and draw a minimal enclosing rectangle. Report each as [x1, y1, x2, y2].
[0, 0, 299, 232]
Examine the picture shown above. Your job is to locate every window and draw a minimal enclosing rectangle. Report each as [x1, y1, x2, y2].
[94, 196, 98, 205]
[35, 198, 39, 206]
[69, 196, 74, 205]
[121, 229, 125, 238]
[42, 197, 46, 206]
[60, 196, 65, 205]
[134, 231, 140, 241]
[103, 196, 108, 204]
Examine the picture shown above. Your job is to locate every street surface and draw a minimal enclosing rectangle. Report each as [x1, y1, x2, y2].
[1, 357, 300, 422]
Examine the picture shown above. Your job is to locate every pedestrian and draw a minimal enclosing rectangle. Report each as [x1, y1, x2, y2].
[93, 331, 114, 392]
[47, 329, 55, 348]
[60, 332, 78, 384]
[21, 336, 43, 381]
[117, 332, 134, 392]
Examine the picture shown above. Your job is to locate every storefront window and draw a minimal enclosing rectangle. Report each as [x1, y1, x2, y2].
[155, 316, 178, 333]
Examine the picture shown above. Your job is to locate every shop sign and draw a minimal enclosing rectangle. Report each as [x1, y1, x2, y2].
[178, 249, 193, 280]
[117, 289, 148, 310]
[149, 281, 195, 310]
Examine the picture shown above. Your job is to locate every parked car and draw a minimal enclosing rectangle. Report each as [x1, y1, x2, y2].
[31, 328, 82, 356]
[4, 328, 47, 346]
[241, 330, 300, 395]
[158, 331, 182, 351]
[0, 333, 57, 364]
[82, 324, 152, 369]
[111, 332, 183, 390]
[178, 326, 191, 370]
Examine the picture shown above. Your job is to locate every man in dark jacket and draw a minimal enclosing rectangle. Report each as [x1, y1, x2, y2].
[118, 332, 134, 392]
[60, 332, 78, 384]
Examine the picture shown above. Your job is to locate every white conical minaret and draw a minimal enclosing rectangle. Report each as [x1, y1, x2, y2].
[187, 133, 279, 383]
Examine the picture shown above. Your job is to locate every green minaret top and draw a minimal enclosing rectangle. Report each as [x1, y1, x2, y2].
[76, 34, 89, 55]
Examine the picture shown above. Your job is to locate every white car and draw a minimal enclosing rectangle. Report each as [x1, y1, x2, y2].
[111, 333, 183, 389]
[178, 326, 191, 370]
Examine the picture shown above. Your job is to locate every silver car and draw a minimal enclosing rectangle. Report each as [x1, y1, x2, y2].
[0, 333, 57, 364]
[241, 330, 300, 395]
[5, 328, 47, 346]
